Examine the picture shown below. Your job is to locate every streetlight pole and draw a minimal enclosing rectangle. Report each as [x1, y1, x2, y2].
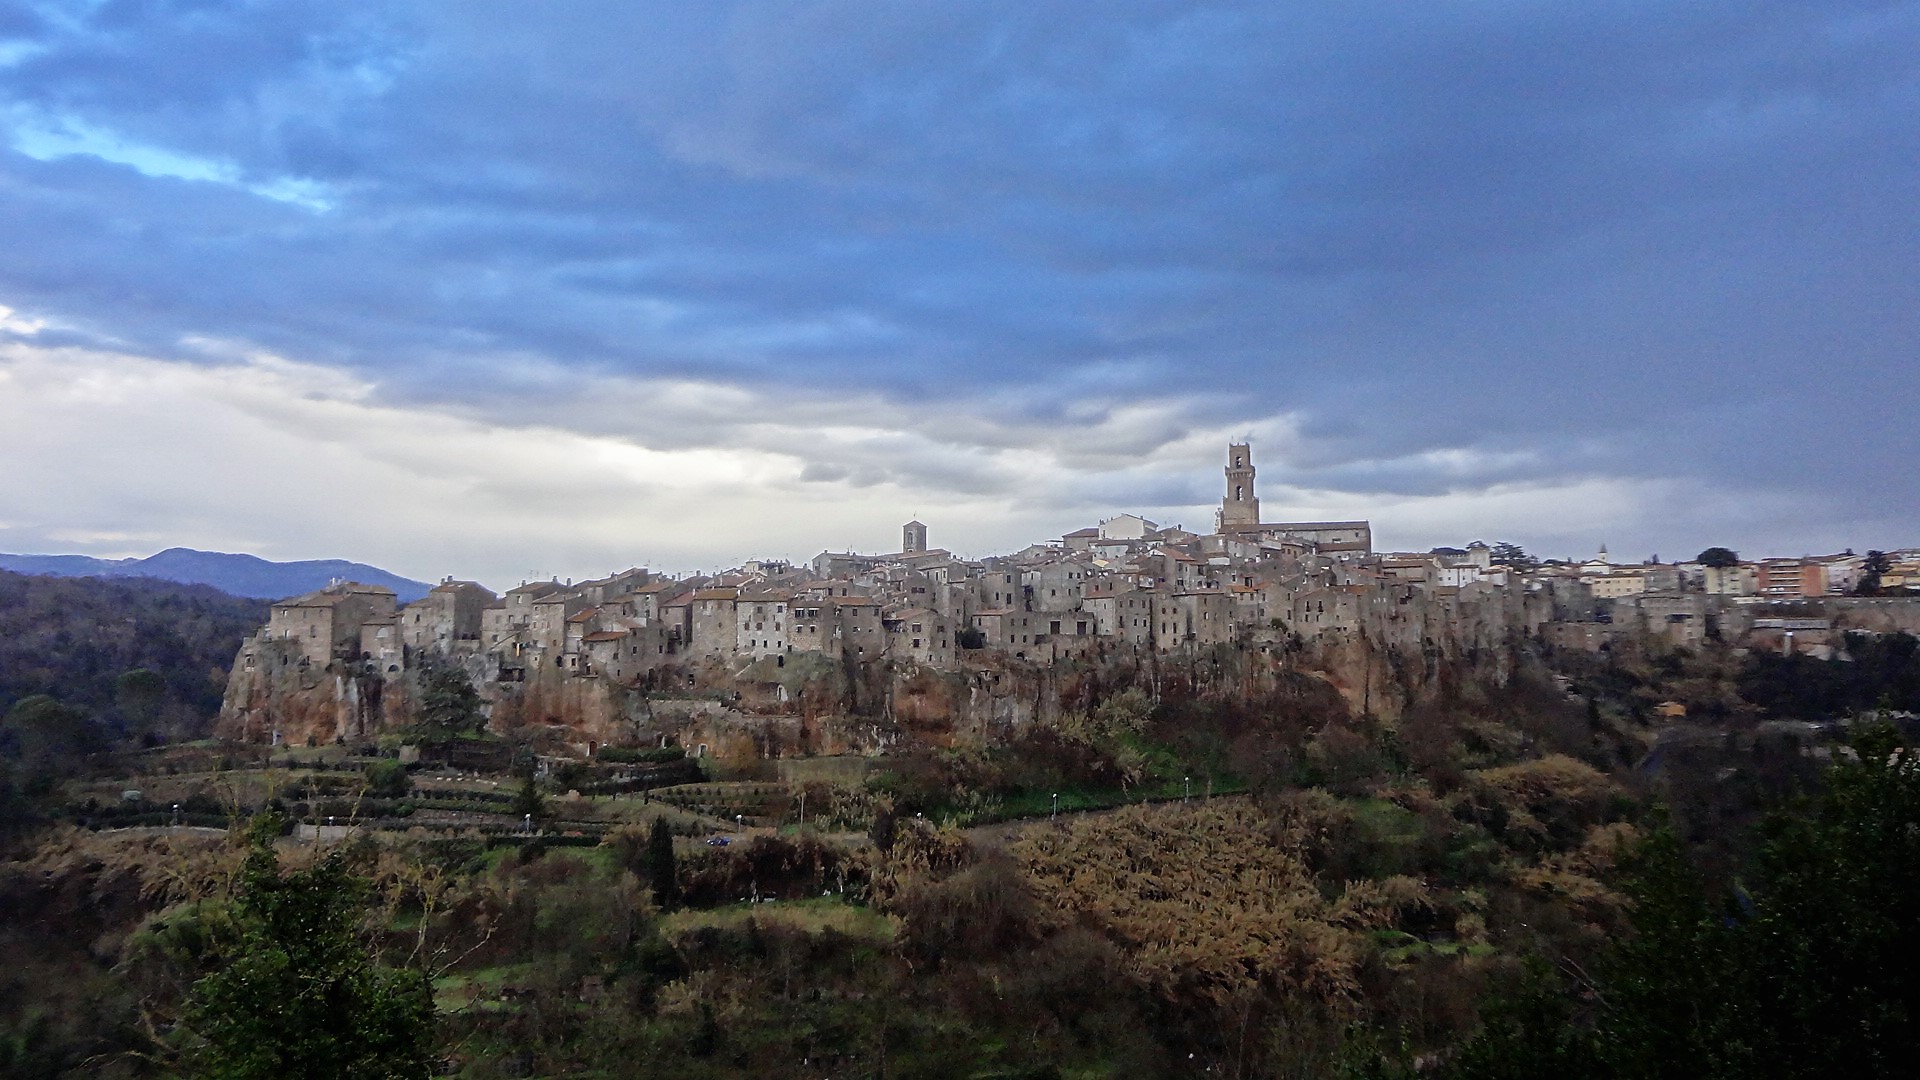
[1183, 776, 1190, 803]
[1050, 792, 1058, 821]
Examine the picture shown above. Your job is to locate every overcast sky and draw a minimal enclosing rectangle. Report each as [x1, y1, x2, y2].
[0, 1, 1914, 588]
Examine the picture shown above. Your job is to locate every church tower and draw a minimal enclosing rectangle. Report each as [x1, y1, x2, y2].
[1220, 443, 1260, 529]
[902, 519, 928, 555]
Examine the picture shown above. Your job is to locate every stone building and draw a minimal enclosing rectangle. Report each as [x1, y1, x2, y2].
[1212, 443, 1373, 554]
[265, 583, 399, 666]
[689, 588, 739, 656]
[885, 606, 954, 667]
[1221, 442, 1260, 528]
[402, 579, 498, 653]
[735, 589, 794, 659]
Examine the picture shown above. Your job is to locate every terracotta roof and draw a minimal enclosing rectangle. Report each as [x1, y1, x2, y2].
[582, 630, 628, 643]
[691, 588, 739, 600]
[566, 607, 600, 623]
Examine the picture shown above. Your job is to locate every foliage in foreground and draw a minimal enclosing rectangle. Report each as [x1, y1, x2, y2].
[180, 817, 437, 1080]
[1451, 726, 1920, 1080]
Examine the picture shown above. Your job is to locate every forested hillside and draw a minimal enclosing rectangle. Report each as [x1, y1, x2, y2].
[0, 570, 264, 743]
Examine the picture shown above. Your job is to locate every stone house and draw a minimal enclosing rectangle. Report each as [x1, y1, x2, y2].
[659, 591, 694, 648]
[621, 580, 677, 623]
[402, 579, 498, 654]
[885, 606, 954, 667]
[974, 570, 1023, 612]
[787, 599, 831, 655]
[484, 581, 566, 647]
[689, 588, 739, 656]
[735, 590, 793, 659]
[358, 614, 404, 673]
[1027, 560, 1094, 613]
[265, 583, 399, 667]
[1083, 581, 1155, 646]
[828, 595, 885, 660]
[1292, 586, 1365, 633]
[970, 608, 1042, 656]
[576, 567, 650, 604]
[530, 591, 589, 653]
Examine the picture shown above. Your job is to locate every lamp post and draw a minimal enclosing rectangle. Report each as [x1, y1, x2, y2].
[1050, 792, 1059, 821]
[1183, 776, 1190, 803]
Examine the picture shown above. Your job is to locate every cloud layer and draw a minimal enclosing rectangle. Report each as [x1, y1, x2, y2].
[1, 1, 1915, 581]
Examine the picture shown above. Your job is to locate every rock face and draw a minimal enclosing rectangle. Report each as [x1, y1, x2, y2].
[217, 574, 1569, 760]
[218, 636, 412, 746]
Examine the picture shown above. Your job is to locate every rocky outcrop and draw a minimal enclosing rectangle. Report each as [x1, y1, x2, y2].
[217, 577, 1559, 759]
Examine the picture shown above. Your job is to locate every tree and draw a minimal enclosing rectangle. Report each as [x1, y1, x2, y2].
[413, 667, 481, 742]
[1857, 550, 1893, 596]
[1488, 543, 1538, 571]
[364, 758, 411, 800]
[511, 771, 545, 826]
[115, 668, 168, 733]
[0, 695, 103, 792]
[646, 815, 680, 911]
[1449, 725, 1920, 1080]
[1696, 547, 1739, 569]
[182, 816, 436, 1079]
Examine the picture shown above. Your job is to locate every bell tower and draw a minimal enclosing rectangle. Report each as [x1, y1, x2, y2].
[1220, 443, 1259, 530]
[902, 519, 928, 555]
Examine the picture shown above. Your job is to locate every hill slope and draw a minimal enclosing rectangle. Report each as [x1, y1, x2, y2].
[0, 547, 431, 601]
[0, 569, 268, 738]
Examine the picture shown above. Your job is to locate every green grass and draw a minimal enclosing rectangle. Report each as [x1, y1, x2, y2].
[1348, 797, 1425, 843]
[432, 962, 541, 1012]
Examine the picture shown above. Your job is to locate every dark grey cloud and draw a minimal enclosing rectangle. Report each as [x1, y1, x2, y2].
[0, 0, 1916, 556]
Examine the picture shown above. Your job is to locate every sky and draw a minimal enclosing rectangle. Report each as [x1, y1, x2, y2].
[0, 1, 1915, 589]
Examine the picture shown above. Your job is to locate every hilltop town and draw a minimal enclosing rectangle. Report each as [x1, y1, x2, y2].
[219, 442, 1920, 753]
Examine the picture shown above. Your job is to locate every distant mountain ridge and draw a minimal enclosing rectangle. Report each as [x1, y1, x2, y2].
[0, 547, 433, 602]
